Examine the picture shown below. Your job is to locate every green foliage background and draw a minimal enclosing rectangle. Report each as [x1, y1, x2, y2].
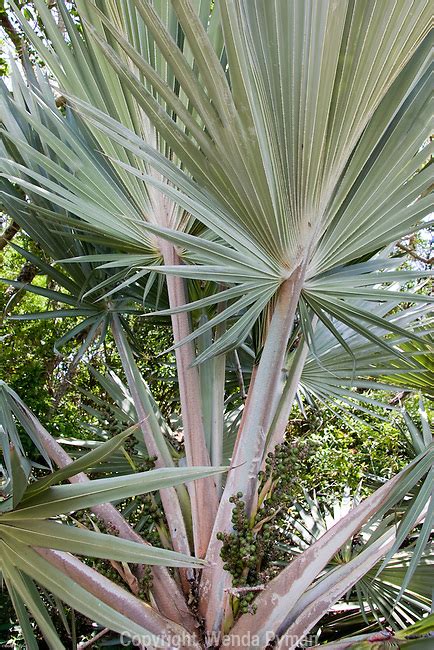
[0, 237, 178, 440]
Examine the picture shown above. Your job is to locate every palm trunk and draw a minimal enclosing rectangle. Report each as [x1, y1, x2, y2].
[0, 220, 20, 250]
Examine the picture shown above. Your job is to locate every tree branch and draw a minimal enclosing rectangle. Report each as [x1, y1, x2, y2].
[396, 242, 433, 265]
[0, 4, 23, 57]
[0, 220, 20, 251]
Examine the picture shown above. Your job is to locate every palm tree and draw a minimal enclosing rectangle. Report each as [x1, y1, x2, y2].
[0, 0, 432, 647]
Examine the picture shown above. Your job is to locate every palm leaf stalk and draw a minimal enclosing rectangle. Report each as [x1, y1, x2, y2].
[32, 548, 202, 649]
[110, 311, 194, 590]
[281, 485, 432, 634]
[0, 0, 432, 645]
[229, 447, 433, 647]
[275, 530, 401, 649]
[0, 382, 198, 631]
[159, 238, 219, 558]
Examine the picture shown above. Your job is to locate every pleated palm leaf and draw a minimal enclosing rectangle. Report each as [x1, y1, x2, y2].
[381, 337, 434, 397]
[297, 298, 433, 423]
[320, 550, 433, 641]
[0, 0, 433, 646]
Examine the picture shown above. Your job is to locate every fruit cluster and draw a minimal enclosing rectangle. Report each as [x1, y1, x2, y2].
[217, 436, 312, 617]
